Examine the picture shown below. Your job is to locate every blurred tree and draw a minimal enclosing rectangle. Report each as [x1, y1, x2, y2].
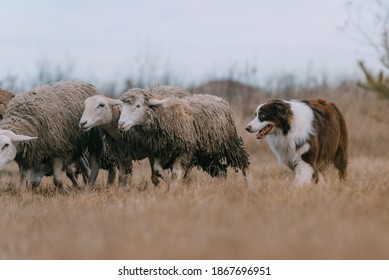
[357, 60, 389, 98]
[345, 0, 389, 98]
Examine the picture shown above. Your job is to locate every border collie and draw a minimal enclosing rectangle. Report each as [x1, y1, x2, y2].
[246, 99, 348, 186]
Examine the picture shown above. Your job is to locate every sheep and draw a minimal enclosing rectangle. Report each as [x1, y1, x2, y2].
[118, 89, 250, 188]
[0, 80, 106, 191]
[0, 88, 92, 189]
[0, 89, 15, 120]
[0, 88, 93, 189]
[79, 85, 192, 187]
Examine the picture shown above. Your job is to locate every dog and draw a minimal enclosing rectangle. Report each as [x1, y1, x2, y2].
[246, 99, 348, 186]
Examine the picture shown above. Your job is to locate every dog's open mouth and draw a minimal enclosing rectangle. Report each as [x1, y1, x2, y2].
[256, 124, 273, 139]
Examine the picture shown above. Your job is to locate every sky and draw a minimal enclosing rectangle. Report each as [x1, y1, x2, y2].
[0, 0, 384, 88]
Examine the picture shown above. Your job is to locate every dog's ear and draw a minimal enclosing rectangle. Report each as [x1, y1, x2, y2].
[272, 100, 290, 118]
[272, 100, 291, 135]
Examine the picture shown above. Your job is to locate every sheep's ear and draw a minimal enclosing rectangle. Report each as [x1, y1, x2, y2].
[148, 98, 168, 107]
[10, 134, 37, 143]
[106, 98, 122, 106]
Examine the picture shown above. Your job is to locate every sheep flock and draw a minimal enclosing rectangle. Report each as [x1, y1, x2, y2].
[0, 80, 249, 192]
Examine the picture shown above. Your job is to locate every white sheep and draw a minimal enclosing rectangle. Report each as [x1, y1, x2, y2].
[79, 85, 192, 186]
[79, 95, 142, 187]
[118, 89, 250, 188]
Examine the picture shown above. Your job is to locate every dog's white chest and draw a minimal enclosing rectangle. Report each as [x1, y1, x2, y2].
[267, 134, 310, 170]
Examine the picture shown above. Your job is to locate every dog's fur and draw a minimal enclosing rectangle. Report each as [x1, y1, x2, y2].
[246, 99, 348, 186]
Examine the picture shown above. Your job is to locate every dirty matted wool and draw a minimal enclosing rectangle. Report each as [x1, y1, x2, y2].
[1, 80, 101, 169]
[0, 88, 15, 119]
[121, 88, 249, 174]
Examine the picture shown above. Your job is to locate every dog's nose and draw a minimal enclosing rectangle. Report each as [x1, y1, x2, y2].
[245, 125, 252, 132]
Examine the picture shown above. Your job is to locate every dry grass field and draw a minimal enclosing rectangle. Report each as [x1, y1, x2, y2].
[0, 82, 388, 260]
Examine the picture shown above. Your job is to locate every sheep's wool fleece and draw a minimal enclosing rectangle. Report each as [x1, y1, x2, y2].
[0, 89, 15, 118]
[187, 94, 249, 171]
[1, 80, 100, 168]
[121, 89, 249, 172]
[110, 85, 192, 161]
[121, 85, 191, 105]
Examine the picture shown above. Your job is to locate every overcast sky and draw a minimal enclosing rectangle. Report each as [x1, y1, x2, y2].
[0, 0, 383, 87]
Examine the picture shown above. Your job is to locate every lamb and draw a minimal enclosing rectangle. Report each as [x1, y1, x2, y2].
[79, 85, 192, 186]
[29, 143, 117, 189]
[29, 154, 91, 188]
[117, 89, 250, 187]
[0, 80, 107, 191]
[0, 89, 15, 120]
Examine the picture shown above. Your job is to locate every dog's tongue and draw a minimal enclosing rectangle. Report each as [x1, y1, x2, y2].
[256, 124, 273, 139]
[256, 131, 266, 139]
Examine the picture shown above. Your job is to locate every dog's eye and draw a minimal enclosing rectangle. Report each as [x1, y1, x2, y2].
[258, 113, 265, 119]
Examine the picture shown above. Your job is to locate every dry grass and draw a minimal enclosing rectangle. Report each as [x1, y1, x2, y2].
[0, 83, 388, 260]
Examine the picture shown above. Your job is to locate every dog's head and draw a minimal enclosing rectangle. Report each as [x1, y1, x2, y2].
[245, 99, 292, 139]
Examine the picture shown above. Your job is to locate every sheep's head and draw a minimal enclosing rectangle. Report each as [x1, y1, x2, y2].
[118, 92, 167, 131]
[0, 130, 37, 170]
[79, 95, 122, 131]
[29, 160, 53, 188]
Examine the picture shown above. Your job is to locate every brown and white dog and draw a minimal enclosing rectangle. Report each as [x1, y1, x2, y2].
[246, 99, 348, 186]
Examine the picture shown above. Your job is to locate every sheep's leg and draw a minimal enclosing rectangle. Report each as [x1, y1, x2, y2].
[65, 164, 82, 190]
[169, 158, 184, 191]
[88, 153, 99, 187]
[148, 157, 160, 186]
[153, 158, 169, 184]
[208, 161, 227, 178]
[18, 164, 29, 189]
[118, 158, 132, 188]
[81, 172, 89, 186]
[52, 158, 67, 193]
[182, 168, 192, 184]
[78, 154, 91, 185]
[106, 167, 117, 185]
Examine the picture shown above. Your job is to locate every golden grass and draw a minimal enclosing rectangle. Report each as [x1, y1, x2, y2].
[0, 84, 388, 260]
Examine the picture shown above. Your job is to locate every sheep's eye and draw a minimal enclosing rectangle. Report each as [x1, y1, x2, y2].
[97, 103, 105, 108]
[136, 104, 141, 108]
[2, 143, 9, 150]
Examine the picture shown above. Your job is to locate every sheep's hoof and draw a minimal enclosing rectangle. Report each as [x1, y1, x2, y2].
[57, 186, 70, 196]
[151, 177, 160, 187]
[72, 185, 84, 192]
